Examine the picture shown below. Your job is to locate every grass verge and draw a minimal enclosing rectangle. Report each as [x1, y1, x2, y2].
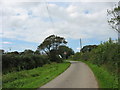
[81, 60, 118, 88]
[2, 62, 70, 88]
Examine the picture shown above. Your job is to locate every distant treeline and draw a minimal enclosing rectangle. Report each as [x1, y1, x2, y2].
[2, 45, 74, 74]
[70, 38, 120, 76]
[2, 35, 75, 74]
[2, 50, 50, 74]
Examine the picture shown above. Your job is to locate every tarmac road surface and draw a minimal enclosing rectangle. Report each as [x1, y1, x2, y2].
[40, 61, 98, 88]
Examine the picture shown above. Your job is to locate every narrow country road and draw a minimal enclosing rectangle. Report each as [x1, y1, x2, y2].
[40, 61, 98, 88]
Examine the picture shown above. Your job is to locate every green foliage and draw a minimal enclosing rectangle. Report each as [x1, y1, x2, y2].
[34, 50, 41, 55]
[49, 50, 62, 63]
[71, 39, 120, 88]
[21, 49, 34, 55]
[69, 52, 81, 60]
[37, 35, 67, 62]
[81, 45, 98, 53]
[2, 54, 50, 74]
[58, 45, 74, 59]
[3, 62, 70, 88]
[70, 52, 91, 61]
[72, 39, 120, 74]
[70, 45, 97, 61]
[89, 39, 120, 72]
[83, 61, 118, 88]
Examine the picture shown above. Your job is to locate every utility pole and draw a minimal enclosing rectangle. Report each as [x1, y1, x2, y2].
[118, 1, 120, 44]
[80, 38, 82, 52]
[9, 47, 11, 52]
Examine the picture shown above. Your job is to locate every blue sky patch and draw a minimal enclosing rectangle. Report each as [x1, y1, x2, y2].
[84, 10, 89, 14]
[2, 38, 39, 52]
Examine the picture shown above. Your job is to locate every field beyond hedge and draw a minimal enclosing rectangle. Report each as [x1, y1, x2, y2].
[3, 62, 70, 88]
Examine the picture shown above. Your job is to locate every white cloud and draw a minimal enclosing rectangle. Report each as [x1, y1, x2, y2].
[1, 0, 120, 2]
[66, 5, 77, 13]
[1, 2, 118, 43]
[2, 41, 12, 44]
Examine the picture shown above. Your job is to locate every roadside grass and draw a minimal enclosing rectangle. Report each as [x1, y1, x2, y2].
[3, 62, 70, 88]
[80, 60, 118, 88]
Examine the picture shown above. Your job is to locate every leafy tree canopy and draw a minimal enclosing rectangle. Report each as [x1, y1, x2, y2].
[81, 45, 98, 53]
[38, 35, 67, 56]
[37, 35, 67, 62]
[58, 45, 74, 59]
[21, 49, 34, 54]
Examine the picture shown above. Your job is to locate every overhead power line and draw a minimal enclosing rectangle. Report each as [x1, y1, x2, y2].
[44, 1, 55, 30]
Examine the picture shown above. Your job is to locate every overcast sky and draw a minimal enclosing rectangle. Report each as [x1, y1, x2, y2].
[0, 1, 119, 52]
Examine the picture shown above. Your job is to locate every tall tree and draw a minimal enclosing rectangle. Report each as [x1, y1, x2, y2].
[58, 45, 74, 59]
[21, 49, 34, 55]
[81, 45, 98, 53]
[37, 35, 67, 62]
[107, 1, 120, 43]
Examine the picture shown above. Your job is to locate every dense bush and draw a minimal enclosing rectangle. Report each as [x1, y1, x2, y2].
[71, 39, 120, 77]
[58, 45, 74, 59]
[89, 40, 120, 75]
[70, 52, 90, 61]
[81, 45, 98, 53]
[70, 52, 81, 60]
[70, 39, 120, 87]
[49, 50, 62, 63]
[2, 54, 50, 74]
